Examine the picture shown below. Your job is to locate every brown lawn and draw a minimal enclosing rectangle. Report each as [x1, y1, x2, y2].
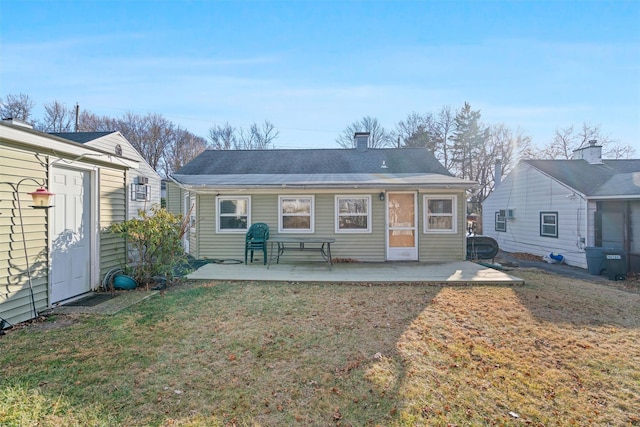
[0, 268, 638, 426]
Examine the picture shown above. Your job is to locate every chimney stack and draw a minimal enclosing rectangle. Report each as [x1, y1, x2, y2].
[354, 132, 370, 150]
[572, 139, 602, 164]
[494, 159, 502, 187]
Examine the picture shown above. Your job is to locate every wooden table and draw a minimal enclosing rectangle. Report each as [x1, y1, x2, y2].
[267, 237, 335, 269]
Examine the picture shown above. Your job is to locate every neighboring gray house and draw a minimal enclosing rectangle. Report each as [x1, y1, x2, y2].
[51, 132, 162, 218]
[482, 141, 640, 273]
[167, 133, 478, 263]
[1, 121, 135, 326]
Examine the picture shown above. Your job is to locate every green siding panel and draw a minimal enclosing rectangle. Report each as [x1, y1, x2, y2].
[0, 143, 50, 326]
[99, 169, 127, 280]
[168, 188, 468, 264]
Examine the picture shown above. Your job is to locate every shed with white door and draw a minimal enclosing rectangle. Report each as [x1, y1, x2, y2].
[0, 120, 136, 326]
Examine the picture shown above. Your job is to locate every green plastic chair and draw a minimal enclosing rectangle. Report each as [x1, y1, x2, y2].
[245, 223, 269, 265]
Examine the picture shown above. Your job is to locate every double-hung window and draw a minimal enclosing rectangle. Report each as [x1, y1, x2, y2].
[216, 196, 250, 233]
[495, 211, 507, 232]
[279, 195, 314, 233]
[424, 195, 457, 233]
[335, 195, 371, 233]
[540, 212, 558, 238]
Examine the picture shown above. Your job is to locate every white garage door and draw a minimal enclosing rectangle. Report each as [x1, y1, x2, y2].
[50, 167, 92, 303]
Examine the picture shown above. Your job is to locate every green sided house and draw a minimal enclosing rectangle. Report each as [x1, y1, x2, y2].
[1, 120, 136, 327]
[167, 133, 478, 264]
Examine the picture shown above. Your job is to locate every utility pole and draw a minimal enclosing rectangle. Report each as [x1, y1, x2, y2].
[74, 102, 79, 132]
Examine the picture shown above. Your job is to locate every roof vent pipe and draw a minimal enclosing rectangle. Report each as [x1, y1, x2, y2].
[354, 132, 370, 150]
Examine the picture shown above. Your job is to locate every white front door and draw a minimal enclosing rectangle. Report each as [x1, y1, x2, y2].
[50, 167, 92, 303]
[386, 192, 418, 260]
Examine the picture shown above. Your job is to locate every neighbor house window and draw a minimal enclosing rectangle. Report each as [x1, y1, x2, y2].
[335, 195, 371, 233]
[279, 195, 314, 233]
[495, 211, 507, 232]
[540, 212, 558, 238]
[424, 195, 457, 233]
[216, 196, 250, 232]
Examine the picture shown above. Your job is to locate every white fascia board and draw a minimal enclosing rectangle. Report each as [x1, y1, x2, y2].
[170, 174, 478, 193]
[0, 124, 138, 169]
[588, 195, 640, 200]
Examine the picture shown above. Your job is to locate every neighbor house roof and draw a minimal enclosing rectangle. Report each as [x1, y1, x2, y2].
[50, 131, 114, 143]
[525, 159, 640, 199]
[0, 122, 137, 169]
[172, 147, 478, 190]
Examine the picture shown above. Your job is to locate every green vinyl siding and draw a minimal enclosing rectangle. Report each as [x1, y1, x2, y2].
[0, 143, 50, 325]
[165, 181, 183, 215]
[418, 190, 467, 261]
[2, 130, 130, 326]
[195, 192, 387, 262]
[99, 168, 127, 281]
[171, 188, 468, 263]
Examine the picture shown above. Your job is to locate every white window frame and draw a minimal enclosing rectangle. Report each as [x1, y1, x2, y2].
[335, 195, 372, 233]
[540, 211, 558, 238]
[495, 211, 507, 232]
[279, 195, 314, 233]
[423, 195, 457, 234]
[130, 183, 150, 201]
[216, 196, 251, 233]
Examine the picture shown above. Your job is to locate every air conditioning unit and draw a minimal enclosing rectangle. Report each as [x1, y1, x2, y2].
[138, 176, 149, 185]
[507, 209, 516, 219]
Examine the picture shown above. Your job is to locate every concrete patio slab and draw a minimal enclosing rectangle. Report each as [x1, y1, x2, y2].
[187, 261, 524, 285]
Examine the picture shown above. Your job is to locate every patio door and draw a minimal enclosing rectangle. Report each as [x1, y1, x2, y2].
[50, 166, 92, 302]
[386, 192, 418, 260]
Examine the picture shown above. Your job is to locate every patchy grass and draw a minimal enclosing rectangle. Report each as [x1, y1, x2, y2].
[1, 270, 639, 426]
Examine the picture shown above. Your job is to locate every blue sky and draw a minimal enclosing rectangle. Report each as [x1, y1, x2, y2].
[1, 0, 639, 149]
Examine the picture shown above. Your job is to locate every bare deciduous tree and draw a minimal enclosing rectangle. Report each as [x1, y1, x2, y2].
[162, 128, 208, 176]
[336, 116, 393, 148]
[0, 93, 35, 122]
[538, 123, 615, 159]
[39, 100, 74, 132]
[208, 120, 278, 150]
[604, 142, 637, 159]
[393, 111, 437, 150]
[240, 121, 279, 149]
[209, 123, 238, 150]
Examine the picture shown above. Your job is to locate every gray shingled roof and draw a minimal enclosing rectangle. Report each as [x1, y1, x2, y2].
[525, 159, 640, 197]
[50, 131, 114, 143]
[177, 147, 452, 175]
[171, 147, 480, 189]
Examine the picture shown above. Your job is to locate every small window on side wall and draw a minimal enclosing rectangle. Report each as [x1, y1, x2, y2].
[495, 211, 507, 232]
[279, 195, 314, 233]
[130, 183, 151, 201]
[335, 195, 371, 233]
[424, 195, 457, 233]
[216, 196, 250, 233]
[540, 211, 558, 238]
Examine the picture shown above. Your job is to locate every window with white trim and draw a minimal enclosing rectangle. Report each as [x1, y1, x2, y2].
[216, 196, 250, 233]
[424, 195, 457, 233]
[335, 195, 371, 233]
[495, 211, 507, 232]
[279, 195, 314, 233]
[130, 184, 150, 201]
[540, 211, 558, 238]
